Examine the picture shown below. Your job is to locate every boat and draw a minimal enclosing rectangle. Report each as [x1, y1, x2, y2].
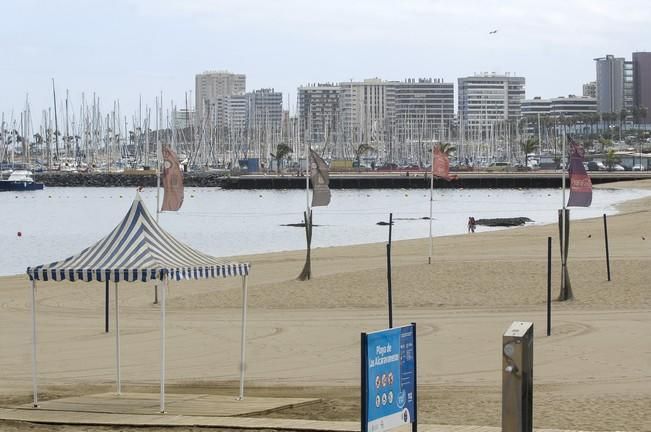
[0, 170, 45, 191]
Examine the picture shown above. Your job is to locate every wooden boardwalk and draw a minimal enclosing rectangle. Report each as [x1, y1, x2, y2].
[0, 393, 618, 432]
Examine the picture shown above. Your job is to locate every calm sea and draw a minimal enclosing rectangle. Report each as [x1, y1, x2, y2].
[1, 186, 649, 276]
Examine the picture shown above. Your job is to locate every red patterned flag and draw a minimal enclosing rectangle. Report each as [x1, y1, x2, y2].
[432, 146, 457, 181]
[161, 146, 184, 211]
[567, 138, 592, 207]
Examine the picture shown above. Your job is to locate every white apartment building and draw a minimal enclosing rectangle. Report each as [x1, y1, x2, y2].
[195, 71, 246, 127]
[458, 73, 526, 137]
[522, 96, 597, 118]
[297, 83, 342, 150]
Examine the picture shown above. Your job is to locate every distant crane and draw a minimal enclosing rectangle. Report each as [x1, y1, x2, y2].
[489, 29, 498, 34]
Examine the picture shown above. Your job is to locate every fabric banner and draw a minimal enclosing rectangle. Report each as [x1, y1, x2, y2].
[566, 139, 592, 207]
[432, 146, 456, 181]
[161, 146, 184, 211]
[309, 149, 331, 207]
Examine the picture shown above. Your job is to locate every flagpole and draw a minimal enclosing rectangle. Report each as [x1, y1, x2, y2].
[428, 147, 434, 265]
[561, 130, 567, 295]
[154, 97, 161, 305]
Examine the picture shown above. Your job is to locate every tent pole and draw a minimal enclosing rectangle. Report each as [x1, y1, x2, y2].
[160, 276, 167, 413]
[31, 279, 39, 407]
[237, 275, 248, 400]
[115, 282, 121, 395]
[105, 280, 109, 333]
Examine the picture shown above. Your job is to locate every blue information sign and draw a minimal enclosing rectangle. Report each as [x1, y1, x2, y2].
[362, 324, 416, 432]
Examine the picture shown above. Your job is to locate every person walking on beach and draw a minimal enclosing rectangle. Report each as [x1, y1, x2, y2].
[468, 217, 476, 233]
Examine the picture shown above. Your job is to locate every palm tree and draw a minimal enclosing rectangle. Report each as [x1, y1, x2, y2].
[270, 143, 292, 174]
[605, 148, 620, 171]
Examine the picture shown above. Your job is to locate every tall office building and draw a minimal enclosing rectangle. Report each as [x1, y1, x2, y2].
[457, 73, 526, 136]
[633, 52, 651, 122]
[195, 71, 246, 127]
[297, 83, 342, 149]
[594, 55, 625, 114]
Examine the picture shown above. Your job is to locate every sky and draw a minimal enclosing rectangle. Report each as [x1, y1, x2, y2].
[1, 0, 650, 122]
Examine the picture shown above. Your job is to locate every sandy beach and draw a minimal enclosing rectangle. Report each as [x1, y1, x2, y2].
[1, 180, 650, 431]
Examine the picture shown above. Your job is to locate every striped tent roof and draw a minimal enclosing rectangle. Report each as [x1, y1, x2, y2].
[27, 194, 250, 283]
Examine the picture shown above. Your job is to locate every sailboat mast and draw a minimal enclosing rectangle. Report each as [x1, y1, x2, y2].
[52, 79, 59, 161]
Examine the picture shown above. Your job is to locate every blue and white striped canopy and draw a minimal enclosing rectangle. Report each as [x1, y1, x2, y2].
[27, 194, 250, 283]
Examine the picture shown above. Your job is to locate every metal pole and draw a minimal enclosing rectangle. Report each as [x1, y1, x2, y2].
[428, 161, 434, 265]
[411, 322, 418, 432]
[387, 213, 393, 328]
[31, 280, 39, 407]
[604, 214, 611, 281]
[561, 131, 567, 295]
[115, 282, 121, 394]
[238, 275, 249, 400]
[105, 280, 109, 333]
[547, 237, 552, 336]
[360, 332, 368, 432]
[160, 276, 167, 413]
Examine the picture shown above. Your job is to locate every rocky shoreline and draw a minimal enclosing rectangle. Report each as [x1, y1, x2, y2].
[34, 172, 227, 188]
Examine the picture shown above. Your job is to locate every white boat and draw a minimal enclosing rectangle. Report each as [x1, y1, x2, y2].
[0, 170, 45, 191]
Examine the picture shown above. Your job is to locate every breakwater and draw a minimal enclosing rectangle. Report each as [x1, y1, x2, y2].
[34, 171, 651, 189]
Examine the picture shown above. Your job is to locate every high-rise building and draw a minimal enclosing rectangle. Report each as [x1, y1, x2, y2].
[225, 95, 248, 132]
[624, 60, 634, 113]
[340, 78, 392, 154]
[391, 78, 454, 147]
[582, 81, 597, 98]
[457, 73, 526, 136]
[247, 88, 283, 132]
[297, 83, 342, 150]
[195, 71, 246, 126]
[245, 89, 283, 150]
[594, 55, 625, 114]
[633, 52, 651, 122]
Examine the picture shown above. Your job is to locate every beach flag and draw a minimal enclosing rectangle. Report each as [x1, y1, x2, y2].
[567, 138, 592, 207]
[309, 149, 331, 207]
[161, 146, 184, 211]
[432, 145, 456, 181]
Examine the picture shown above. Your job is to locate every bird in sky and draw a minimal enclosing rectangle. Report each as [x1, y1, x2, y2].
[489, 29, 498, 34]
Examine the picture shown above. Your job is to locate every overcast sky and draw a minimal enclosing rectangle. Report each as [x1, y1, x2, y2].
[1, 0, 650, 121]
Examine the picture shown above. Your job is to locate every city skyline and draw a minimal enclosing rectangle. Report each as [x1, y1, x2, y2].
[1, 0, 650, 116]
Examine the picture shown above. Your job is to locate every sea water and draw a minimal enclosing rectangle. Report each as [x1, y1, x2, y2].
[1, 186, 649, 276]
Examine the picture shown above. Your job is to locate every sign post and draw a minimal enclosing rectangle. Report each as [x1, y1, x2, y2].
[361, 323, 417, 432]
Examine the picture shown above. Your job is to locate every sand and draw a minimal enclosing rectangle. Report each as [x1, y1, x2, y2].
[1, 180, 650, 431]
